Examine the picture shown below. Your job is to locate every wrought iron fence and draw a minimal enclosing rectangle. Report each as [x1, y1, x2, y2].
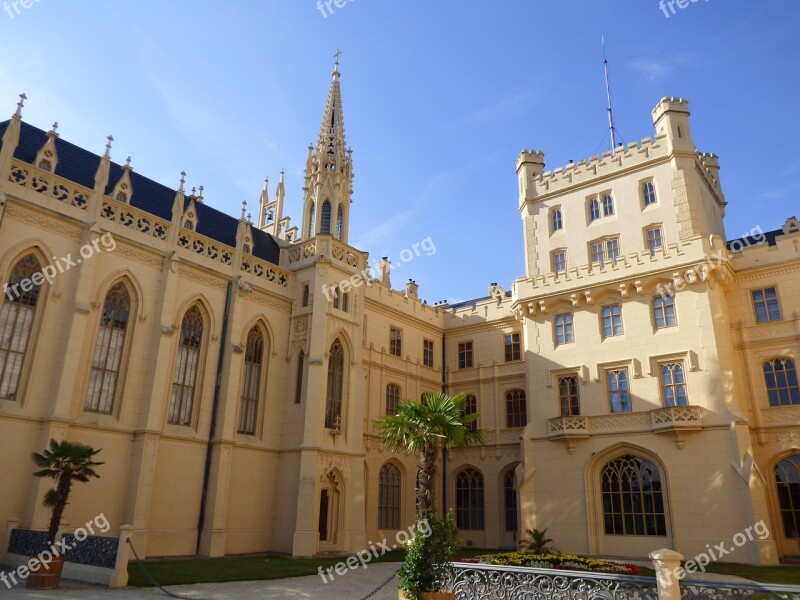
[682, 579, 800, 600]
[441, 561, 660, 599]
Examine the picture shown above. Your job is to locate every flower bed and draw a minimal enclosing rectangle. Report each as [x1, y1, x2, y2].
[466, 552, 644, 575]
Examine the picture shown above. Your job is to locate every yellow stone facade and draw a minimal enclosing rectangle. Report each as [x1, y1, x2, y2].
[0, 71, 798, 564]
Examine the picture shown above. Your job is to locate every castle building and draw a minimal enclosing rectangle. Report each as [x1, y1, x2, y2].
[0, 63, 798, 563]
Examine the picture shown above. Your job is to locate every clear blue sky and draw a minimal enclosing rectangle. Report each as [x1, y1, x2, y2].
[1, 1, 797, 304]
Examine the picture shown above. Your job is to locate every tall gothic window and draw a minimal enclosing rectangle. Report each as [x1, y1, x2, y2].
[238, 326, 265, 435]
[378, 463, 401, 529]
[775, 455, 800, 539]
[608, 369, 631, 413]
[503, 467, 518, 533]
[386, 383, 401, 415]
[764, 359, 800, 407]
[336, 205, 343, 240]
[462, 394, 478, 431]
[294, 350, 305, 404]
[325, 339, 344, 429]
[661, 363, 688, 407]
[85, 282, 131, 413]
[456, 468, 485, 530]
[308, 201, 316, 238]
[168, 305, 204, 425]
[321, 200, 332, 234]
[506, 389, 527, 428]
[558, 375, 580, 416]
[601, 454, 666, 536]
[0, 255, 43, 400]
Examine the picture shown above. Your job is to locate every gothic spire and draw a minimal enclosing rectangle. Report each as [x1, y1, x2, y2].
[316, 50, 347, 160]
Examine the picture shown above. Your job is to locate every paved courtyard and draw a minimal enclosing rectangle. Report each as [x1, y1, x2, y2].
[1, 562, 400, 599]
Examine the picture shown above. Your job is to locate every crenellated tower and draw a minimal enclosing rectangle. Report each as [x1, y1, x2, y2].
[301, 54, 353, 244]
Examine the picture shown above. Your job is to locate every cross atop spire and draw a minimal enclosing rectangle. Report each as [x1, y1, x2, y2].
[241, 199, 247, 220]
[332, 48, 342, 80]
[14, 93, 27, 119]
[104, 135, 114, 158]
[125, 156, 132, 168]
[51, 122, 59, 134]
[179, 171, 186, 192]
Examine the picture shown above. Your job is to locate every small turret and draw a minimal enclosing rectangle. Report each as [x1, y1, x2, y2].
[651, 97, 695, 155]
[516, 149, 545, 203]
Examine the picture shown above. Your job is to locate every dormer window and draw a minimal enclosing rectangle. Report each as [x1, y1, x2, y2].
[116, 192, 128, 202]
[38, 159, 53, 172]
[183, 220, 194, 231]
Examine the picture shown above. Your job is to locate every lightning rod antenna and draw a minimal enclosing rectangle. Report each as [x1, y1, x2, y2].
[602, 36, 618, 153]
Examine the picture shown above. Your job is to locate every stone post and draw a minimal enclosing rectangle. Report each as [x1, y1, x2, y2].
[650, 548, 684, 600]
[109, 525, 134, 588]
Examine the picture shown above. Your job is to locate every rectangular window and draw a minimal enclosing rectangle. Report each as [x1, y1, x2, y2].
[589, 198, 600, 221]
[504, 333, 521, 362]
[643, 181, 657, 206]
[340, 291, 349, 313]
[554, 313, 574, 346]
[647, 226, 663, 256]
[332, 286, 340, 309]
[558, 376, 580, 416]
[389, 326, 403, 357]
[601, 304, 623, 337]
[423, 339, 434, 368]
[590, 237, 620, 266]
[653, 295, 677, 329]
[551, 208, 563, 232]
[506, 390, 527, 428]
[752, 287, 782, 323]
[458, 341, 473, 369]
[552, 250, 566, 274]
[302, 284, 309, 307]
[607, 369, 631, 413]
[602, 194, 615, 216]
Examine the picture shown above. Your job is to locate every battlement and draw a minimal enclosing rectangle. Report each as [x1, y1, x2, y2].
[528, 133, 668, 198]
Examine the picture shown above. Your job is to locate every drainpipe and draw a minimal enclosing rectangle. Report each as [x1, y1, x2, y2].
[441, 332, 447, 516]
[196, 280, 233, 555]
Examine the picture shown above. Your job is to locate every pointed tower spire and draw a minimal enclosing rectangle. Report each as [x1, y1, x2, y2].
[258, 177, 269, 229]
[0, 94, 26, 175]
[302, 53, 354, 243]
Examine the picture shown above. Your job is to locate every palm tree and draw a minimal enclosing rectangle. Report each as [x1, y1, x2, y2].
[32, 439, 103, 545]
[376, 391, 485, 515]
[522, 528, 555, 554]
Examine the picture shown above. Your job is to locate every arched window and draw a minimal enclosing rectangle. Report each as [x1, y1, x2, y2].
[336, 205, 343, 239]
[506, 389, 527, 428]
[385, 383, 401, 415]
[661, 363, 688, 407]
[378, 463, 401, 529]
[589, 198, 600, 221]
[558, 376, 580, 416]
[608, 369, 631, 413]
[776, 456, 800, 539]
[294, 350, 305, 405]
[601, 454, 666, 536]
[85, 282, 131, 413]
[462, 394, 478, 431]
[602, 194, 615, 216]
[325, 339, 344, 429]
[764, 359, 800, 407]
[308, 201, 316, 238]
[456, 468, 484, 530]
[643, 181, 657, 206]
[321, 200, 332, 234]
[168, 305, 204, 425]
[551, 208, 563, 232]
[0, 255, 44, 400]
[238, 326, 265, 434]
[503, 468, 518, 533]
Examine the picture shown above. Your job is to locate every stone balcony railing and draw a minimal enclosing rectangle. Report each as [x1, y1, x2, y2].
[547, 406, 704, 451]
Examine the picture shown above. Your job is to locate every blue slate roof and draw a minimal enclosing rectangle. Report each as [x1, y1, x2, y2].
[726, 228, 784, 250]
[0, 120, 281, 265]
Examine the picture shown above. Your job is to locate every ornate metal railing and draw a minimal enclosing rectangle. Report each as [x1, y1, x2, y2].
[7, 528, 48, 555]
[441, 562, 660, 599]
[682, 578, 800, 599]
[61, 534, 119, 568]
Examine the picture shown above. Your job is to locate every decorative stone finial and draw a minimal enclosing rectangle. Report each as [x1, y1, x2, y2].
[14, 93, 27, 118]
[198, 185, 204, 202]
[247, 212, 252, 223]
[191, 186, 197, 196]
[125, 156, 132, 168]
[241, 200, 247, 220]
[179, 171, 186, 192]
[104, 135, 114, 158]
[51, 122, 59, 134]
